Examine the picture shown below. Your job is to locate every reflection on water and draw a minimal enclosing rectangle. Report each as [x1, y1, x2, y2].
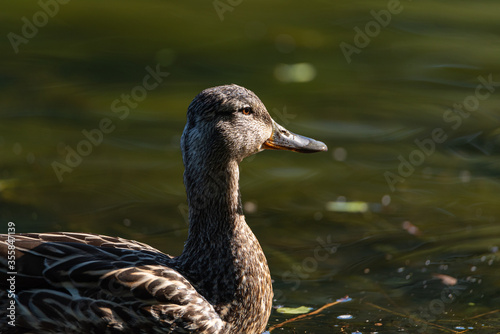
[1, 0, 500, 332]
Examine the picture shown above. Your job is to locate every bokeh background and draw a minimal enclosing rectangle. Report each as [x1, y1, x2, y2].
[1, 1, 500, 332]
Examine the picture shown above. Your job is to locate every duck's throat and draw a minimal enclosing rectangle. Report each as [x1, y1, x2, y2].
[183, 159, 242, 234]
[178, 159, 273, 331]
[180, 159, 245, 266]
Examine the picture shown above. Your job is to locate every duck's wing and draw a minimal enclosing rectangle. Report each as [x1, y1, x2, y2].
[0, 233, 225, 333]
[1, 231, 164, 252]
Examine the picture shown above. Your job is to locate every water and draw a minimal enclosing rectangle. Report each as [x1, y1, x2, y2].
[1, 0, 500, 332]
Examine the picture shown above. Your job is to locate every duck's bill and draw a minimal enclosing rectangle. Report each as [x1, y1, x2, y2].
[262, 120, 328, 153]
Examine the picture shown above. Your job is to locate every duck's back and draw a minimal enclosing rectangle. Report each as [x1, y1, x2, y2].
[0, 233, 225, 333]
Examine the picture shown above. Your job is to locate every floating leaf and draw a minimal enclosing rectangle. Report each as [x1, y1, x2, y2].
[276, 306, 313, 315]
[326, 201, 368, 213]
[433, 273, 457, 286]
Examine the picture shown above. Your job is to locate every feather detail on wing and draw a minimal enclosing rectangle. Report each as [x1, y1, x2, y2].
[0, 233, 225, 333]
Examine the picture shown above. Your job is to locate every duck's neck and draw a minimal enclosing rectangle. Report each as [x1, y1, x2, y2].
[178, 158, 272, 332]
[183, 159, 242, 239]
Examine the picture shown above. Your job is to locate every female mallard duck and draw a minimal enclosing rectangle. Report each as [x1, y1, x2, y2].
[0, 84, 327, 333]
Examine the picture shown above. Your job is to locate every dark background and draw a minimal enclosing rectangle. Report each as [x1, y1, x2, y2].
[1, 1, 500, 332]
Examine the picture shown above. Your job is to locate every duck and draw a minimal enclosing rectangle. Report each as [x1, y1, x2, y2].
[0, 84, 327, 334]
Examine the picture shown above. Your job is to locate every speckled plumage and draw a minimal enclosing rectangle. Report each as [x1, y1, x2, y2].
[0, 84, 327, 333]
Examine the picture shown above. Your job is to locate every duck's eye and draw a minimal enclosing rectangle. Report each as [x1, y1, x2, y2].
[240, 107, 253, 115]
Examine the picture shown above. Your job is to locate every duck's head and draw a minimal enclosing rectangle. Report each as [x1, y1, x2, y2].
[181, 84, 327, 165]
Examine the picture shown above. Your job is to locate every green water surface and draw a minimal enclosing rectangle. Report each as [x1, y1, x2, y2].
[1, 1, 500, 333]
